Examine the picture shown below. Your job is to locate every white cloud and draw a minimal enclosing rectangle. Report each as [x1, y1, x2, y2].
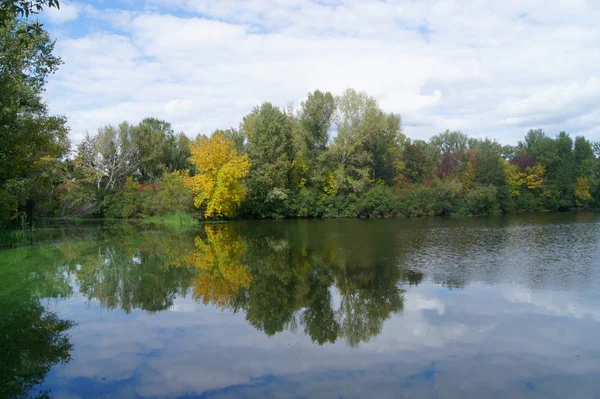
[45, 0, 80, 24]
[496, 78, 600, 127]
[43, 0, 600, 144]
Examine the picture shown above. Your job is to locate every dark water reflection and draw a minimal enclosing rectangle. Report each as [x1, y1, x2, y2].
[1, 213, 600, 398]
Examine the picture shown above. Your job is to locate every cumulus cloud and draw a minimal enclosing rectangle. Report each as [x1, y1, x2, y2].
[44, 0, 80, 24]
[40, 0, 600, 143]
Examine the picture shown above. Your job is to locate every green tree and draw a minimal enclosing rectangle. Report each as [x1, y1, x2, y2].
[329, 89, 403, 193]
[553, 132, 576, 204]
[574, 136, 595, 179]
[430, 130, 468, 178]
[0, 0, 59, 20]
[0, 13, 69, 224]
[300, 90, 335, 157]
[292, 90, 336, 189]
[469, 138, 509, 210]
[400, 141, 428, 184]
[131, 118, 184, 182]
[372, 113, 404, 184]
[430, 130, 468, 156]
[469, 139, 506, 185]
[241, 103, 293, 217]
[214, 128, 245, 154]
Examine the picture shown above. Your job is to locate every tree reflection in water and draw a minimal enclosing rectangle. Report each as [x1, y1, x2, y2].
[15, 223, 409, 363]
[0, 302, 73, 399]
[72, 232, 196, 313]
[179, 224, 406, 347]
[183, 226, 252, 307]
[0, 247, 75, 399]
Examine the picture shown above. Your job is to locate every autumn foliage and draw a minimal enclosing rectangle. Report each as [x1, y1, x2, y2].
[186, 134, 251, 218]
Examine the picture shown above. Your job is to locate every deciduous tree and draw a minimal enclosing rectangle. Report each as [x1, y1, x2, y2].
[77, 123, 139, 191]
[186, 133, 250, 218]
[0, 13, 68, 223]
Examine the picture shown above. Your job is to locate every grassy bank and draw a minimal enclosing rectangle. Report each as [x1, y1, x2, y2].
[0, 228, 34, 249]
[0, 213, 35, 249]
[144, 212, 200, 230]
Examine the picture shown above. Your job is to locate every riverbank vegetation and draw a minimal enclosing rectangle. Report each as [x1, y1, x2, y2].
[144, 212, 200, 230]
[2, 2, 600, 230]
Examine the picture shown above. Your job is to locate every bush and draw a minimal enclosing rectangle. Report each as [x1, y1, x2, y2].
[152, 172, 194, 215]
[462, 185, 501, 215]
[359, 182, 399, 218]
[539, 188, 560, 211]
[511, 190, 542, 213]
[318, 193, 359, 218]
[103, 178, 155, 218]
[430, 179, 464, 216]
[264, 188, 291, 218]
[398, 185, 436, 217]
[289, 187, 320, 217]
[103, 172, 194, 219]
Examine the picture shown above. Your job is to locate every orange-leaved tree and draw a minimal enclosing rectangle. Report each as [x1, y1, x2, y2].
[186, 133, 251, 218]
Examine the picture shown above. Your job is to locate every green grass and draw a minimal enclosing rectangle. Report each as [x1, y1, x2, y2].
[144, 212, 200, 230]
[1, 212, 35, 249]
[0, 228, 34, 249]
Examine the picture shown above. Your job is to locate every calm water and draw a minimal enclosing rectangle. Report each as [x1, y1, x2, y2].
[2, 214, 600, 398]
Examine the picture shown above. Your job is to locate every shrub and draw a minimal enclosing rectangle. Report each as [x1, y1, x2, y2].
[289, 187, 320, 217]
[264, 188, 290, 218]
[317, 192, 359, 218]
[462, 185, 501, 215]
[153, 172, 194, 215]
[511, 190, 542, 213]
[398, 185, 436, 217]
[103, 178, 155, 218]
[431, 179, 464, 216]
[359, 182, 399, 218]
[103, 172, 194, 219]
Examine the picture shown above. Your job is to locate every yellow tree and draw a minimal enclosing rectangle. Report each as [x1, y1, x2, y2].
[574, 176, 592, 205]
[186, 133, 251, 218]
[525, 165, 545, 190]
[505, 162, 525, 197]
[322, 172, 339, 197]
[461, 158, 476, 193]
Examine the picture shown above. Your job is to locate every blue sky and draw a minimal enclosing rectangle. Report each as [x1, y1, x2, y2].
[37, 0, 600, 144]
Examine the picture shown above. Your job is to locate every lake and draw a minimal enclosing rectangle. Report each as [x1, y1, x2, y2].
[2, 213, 600, 398]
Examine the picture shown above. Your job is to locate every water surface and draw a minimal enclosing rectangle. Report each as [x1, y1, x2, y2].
[2, 214, 600, 398]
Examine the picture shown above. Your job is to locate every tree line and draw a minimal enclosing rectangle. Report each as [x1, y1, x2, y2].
[2, 3, 600, 226]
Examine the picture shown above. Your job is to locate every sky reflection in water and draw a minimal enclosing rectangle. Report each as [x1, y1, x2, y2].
[2, 214, 600, 398]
